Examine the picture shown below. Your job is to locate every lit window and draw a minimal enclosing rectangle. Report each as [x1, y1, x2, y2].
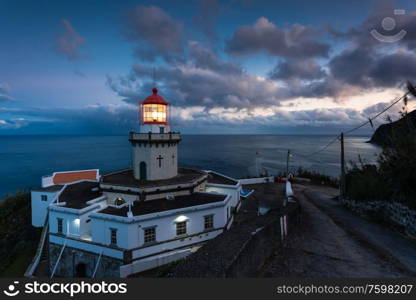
[143, 227, 156, 244]
[57, 218, 63, 234]
[204, 215, 214, 230]
[176, 221, 187, 236]
[143, 104, 167, 123]
[41, 195, 47, 201]
[110, 228, 117, 246]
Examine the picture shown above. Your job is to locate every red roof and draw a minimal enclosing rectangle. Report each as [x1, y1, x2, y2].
[53, 170, 98, 184]
[142, 88, 168, 105]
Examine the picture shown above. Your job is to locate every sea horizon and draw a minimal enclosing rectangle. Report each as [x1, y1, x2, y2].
[0, 134, 380, 199]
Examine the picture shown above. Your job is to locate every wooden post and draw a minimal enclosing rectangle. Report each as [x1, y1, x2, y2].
[340, 132, 346, 199]
[286, 149, 290, 177]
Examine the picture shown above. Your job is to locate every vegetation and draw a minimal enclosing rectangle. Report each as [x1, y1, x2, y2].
[295, 167, 339, 188]
[0, 192, 41, 276]
[346, 107, 416, 208]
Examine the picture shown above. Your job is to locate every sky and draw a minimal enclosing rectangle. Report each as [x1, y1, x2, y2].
[1, 0, 416, 135]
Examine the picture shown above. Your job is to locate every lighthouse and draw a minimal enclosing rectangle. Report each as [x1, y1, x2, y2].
[129, 88, 181, 181]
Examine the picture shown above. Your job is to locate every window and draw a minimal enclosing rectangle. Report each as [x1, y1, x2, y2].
[176, 221, 187, 236]
[143, 227, 156, 244]
[204, 215, 214, 230]
[143, 104, 167, 123]
[57, 218, 63, 234]
[110, 228, 117, 246]
[41, 195, 47, 201]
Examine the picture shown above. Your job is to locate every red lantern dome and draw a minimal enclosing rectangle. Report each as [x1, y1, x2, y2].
[142, 88, 169, 105]
[140, 88, 169, 125]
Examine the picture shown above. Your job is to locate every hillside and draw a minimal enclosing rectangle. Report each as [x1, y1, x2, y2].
[369, 110, 416, 146]
[0, 193, 41, 276]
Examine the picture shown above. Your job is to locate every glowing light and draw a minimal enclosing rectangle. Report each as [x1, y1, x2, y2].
[143, 104, 167, 123]
[74, 218, 80, 226]
[175, 215, 188, 222]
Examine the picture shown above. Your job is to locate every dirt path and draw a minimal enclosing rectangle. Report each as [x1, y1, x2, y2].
[261, 185, 410, 277]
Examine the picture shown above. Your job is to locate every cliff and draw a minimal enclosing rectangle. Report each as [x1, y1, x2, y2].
[369, 110, 416, 146]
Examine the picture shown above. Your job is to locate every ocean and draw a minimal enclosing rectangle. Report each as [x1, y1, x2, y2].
[0, 135, 381, 199]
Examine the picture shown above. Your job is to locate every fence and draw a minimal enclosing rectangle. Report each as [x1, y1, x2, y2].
[340, 198, 416, 236]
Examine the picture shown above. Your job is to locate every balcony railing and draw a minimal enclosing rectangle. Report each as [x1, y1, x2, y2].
[129, 131, 181, 141]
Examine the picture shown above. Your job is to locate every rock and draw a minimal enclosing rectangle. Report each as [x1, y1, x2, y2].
[369, 110, 416, 146]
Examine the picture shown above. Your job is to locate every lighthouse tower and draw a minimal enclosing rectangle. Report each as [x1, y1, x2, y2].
[129, 88, 181, 181]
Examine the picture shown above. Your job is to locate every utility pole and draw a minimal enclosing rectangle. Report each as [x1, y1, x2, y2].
[340, 132, 346, 199]
[286, 149, 291, 177]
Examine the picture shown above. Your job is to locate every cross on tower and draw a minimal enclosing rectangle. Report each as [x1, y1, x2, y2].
[156, 155, 164, 167]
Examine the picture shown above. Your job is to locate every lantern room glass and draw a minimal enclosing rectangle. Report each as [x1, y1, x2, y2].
[143, 104, 167, 123]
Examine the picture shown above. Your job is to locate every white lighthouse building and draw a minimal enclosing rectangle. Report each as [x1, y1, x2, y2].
[131, 87, 179, 181]
[28, 87, 251, 278]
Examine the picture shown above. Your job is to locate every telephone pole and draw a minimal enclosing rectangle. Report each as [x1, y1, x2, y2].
[286, 149, 291, 177]
[340, 132, 346, 199]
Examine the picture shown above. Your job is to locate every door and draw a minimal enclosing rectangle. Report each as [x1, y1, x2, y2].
[140, 161, 147, 180]
[75, 263, 87, 277]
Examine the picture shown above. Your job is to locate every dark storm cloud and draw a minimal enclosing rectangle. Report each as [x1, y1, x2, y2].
[108, 45, 286, 110]
[330, 8, 416, 50]
[329, 47, 375, 88]
[324, 4, 416, 91]
[269, 59, 327, 80]
[370, 52, 416, 87]
[0, 105, 138, 134]
[55, 19, 86, 61]
[329, 48, 416, 90]
[226, 17, 330, 59]
[188, 41, 242, 75]
[123, 5, 184, 61]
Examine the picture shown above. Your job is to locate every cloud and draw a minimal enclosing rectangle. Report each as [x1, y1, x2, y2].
[330, 7, 416, 51]
[0, 82, 14, 102]
[188, 41, 242, 75]
[105, 41, 289, 109]
[269, 59, 327, 80]
[109, 59, 283, 109]
[0, 118, 28, 129]
[325, 5, 416, 91]
[0, 104, 138, 134]
[123, 5, 184, 61]
[226, 17, 330, 58]
[0, 102, 378, 135]
[55, 19, 86, 61]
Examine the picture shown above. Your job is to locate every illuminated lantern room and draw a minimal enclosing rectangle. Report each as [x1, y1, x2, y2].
[140, 88, 170, 133]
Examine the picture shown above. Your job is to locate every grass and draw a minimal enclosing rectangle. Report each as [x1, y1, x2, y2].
[0, 249, 37, 277]
[0, 192, 41, 277]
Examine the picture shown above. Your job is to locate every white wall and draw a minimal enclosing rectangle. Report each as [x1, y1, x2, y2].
[132, 141, 178, 180]
[49, 210, 80, 237]
[48, 198, 106, 239]
[90, 198, 229, 252]
[31, 190, 61, 227]
[41, 176, 53, 188]
[205, 184, 241, 210]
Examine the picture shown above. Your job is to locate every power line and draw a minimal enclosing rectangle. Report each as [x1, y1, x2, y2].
[290, 90, 410, 159]
[344, 92, 409, 135]
[292, 135, 340, 158]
